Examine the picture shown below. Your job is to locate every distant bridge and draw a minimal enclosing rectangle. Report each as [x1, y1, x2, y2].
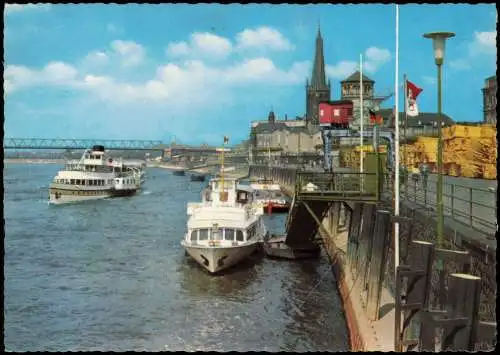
[3, 138, 165, 150]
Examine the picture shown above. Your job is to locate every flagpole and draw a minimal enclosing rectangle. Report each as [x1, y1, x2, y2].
[403, 74, 408, 200]
[360, 54, 364, 183]
[394, 4, 400, 278]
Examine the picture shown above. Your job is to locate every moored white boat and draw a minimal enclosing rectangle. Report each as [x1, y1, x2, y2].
[48, 145, 140, 205]
[181, 138, 267, 273]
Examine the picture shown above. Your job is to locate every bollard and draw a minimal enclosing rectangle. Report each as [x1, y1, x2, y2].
[366, 210, 392, 321]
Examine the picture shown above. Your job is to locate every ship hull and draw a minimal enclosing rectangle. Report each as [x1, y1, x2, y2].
[181, 241, 260, 274]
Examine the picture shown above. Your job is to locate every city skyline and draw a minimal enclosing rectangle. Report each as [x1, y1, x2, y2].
[4, 3, 496, 145]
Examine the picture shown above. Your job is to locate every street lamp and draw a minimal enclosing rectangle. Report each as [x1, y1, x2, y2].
[423, 31, 455, 251]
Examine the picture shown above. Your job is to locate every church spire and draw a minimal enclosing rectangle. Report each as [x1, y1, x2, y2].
[310, 22, 328, 90]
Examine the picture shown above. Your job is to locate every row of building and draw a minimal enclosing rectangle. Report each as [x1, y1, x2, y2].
[249, 26, 496, 161]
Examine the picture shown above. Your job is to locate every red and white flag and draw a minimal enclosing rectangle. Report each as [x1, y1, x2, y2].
[406, 80, 423, 117]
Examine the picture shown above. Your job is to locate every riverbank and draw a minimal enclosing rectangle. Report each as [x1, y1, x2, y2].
[4, 159, 65, 164]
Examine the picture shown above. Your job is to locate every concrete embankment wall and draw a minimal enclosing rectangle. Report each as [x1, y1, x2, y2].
[318, 204, 374, 351]
[320, 200, 496, 352]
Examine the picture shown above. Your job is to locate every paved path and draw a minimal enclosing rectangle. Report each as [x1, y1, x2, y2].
[398, 174, 497, 237]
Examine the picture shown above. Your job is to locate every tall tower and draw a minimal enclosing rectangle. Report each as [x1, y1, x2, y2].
[306, 24, 331, 125]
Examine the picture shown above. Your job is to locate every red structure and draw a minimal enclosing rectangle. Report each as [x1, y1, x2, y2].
[318, 100, 354, 128]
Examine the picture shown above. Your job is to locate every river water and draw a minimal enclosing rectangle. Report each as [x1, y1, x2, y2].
[4, 163, 349, 352]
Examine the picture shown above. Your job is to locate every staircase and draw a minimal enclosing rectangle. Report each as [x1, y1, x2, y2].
[285, 196, 332, 249]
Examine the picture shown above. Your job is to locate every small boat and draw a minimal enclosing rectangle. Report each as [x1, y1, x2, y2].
[263, 235, 321, 260]
[190, 174, 206, 182]
[181, 141, 267, 274]
[48, 145, 140, 204]
[251, 180, 291, 213]
[173, 170, 185, 176]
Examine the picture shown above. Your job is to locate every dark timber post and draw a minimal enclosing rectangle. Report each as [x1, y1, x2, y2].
[329, 202, 341, 238]
[347, 203, 363, 269]
[400, 240, 435, 351]
[442, 273, 481, 351]
[366, 210, 392, 321]
[359, 203, 377, 291]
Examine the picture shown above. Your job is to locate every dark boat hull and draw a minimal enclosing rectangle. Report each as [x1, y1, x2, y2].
[110, 188, 138, 197]
[263, 236, 321, 260]
[190, 174, 206, 181]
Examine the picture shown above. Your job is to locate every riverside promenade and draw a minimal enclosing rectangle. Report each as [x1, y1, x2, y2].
[248, 164, 496, 352]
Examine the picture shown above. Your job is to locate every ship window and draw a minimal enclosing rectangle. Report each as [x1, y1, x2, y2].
[224, 228, 235, 241]
[101, 180, 104, 185]
[76, 179, 81, 185]
[236, 230, 244, 242]
[190, 230, 197, 241]
[198, 228, 210, 241]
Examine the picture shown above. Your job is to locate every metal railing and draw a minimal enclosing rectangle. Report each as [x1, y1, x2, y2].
[401, 177, 497, 236]
[294, 171, 386, 201]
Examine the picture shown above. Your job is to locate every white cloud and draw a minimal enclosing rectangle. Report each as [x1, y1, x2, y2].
[166, 32, 232, 59]
[4, 62, 78, 93]
[110, 40, 145, 67]
[469, 31, 496, 54]
[450, 29, 496, 71]
[363, 47, 391, 73]
[326, 61, 358, 79]
[191, 33, 232, 58]
[82, 51, 109, 68]
[449, 58, 471, 70]
[5, 49, 308, 111]
[422, 76, 437, 85]
[235, 26, 295, 51]
[325, 46, 391, 79]
[5, 4, 51, 15]
[166, 41, 190, 56]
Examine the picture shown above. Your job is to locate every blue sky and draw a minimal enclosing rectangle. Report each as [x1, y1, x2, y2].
[4, 4, 497, 145]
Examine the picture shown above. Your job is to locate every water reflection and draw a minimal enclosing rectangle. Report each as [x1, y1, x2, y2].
[177, 251, 264, 299]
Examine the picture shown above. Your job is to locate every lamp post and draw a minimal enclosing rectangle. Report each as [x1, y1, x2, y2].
[423, 31, 455, 251]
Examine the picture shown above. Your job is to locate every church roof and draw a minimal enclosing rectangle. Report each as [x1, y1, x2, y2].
[252, 122, 321, 134]
[377, 108, 454, 127]
[341, 71, 374, 83]
[309, 27, 329, 90]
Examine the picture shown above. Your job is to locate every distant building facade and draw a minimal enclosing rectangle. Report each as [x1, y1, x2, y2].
[482, 75, 497, 124]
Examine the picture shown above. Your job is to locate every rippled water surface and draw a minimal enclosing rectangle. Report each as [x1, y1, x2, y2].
[4, 163, 349, 351]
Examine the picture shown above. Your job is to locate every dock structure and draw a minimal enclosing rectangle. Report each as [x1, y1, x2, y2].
[249, 163, 496, 352]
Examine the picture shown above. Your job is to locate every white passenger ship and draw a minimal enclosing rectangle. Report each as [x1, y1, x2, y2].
[181, 141, 267, 273]
[48, 145, 141, 204]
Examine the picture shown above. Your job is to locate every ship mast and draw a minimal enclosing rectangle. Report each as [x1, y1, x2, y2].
[219, 136, 229, 202]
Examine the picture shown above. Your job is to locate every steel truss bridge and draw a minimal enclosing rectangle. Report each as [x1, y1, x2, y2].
[3, 138, 165, 150]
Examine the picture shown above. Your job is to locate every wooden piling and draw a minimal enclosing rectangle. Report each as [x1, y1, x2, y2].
[401, 240, 435, 350]
[330, 202, 341, 238]
[357, 203, 376, 289]
[347, 203, 363, 269]
[366, 210, 392, 321]
[442, 273, 481, 351]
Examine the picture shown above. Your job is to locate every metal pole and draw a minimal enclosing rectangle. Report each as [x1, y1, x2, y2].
[403, 74, 408, 200]
[360, 53, 364, 172]
[394, 4, 400, 276]
[436, 62, 444, 250]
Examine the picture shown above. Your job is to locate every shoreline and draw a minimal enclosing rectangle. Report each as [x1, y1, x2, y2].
[4, 159, 65, 164]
